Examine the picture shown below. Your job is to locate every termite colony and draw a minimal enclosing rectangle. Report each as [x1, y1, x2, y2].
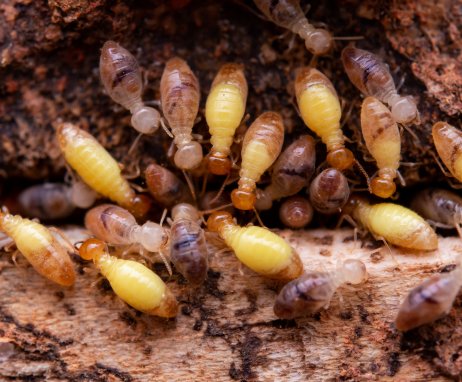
[0, 0, 460, 334]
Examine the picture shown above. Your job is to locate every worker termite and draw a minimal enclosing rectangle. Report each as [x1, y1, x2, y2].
[56, 122, 151, 218]
[309, 168, 350, 215]
[231, 111, 285, 210]
[395, 260, 462, 331]
[432, 121, 462, 183]
[342, 195, 438, 251]
[145, 163, 192, 208]
[169, 203, 208, 286]
[160, 57, 202, 170]
[295, 67, 354, 170]
[206, 63, 248, 175]
[78, 238, 178, 318]
[0, 210, 75, 286]
[341, 45, 419, 125]
[206, 211, 303, 280]
[18, 182, 97, 221]
[253, 0, 332, 55]
[256, 135, 316, 210]
[279, 195, 313, 229]
[99, 41, 161, 135]
[274, 259, 367, 319]
[361, 97, 401, 198]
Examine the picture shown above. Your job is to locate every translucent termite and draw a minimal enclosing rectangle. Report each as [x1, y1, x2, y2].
[343, 195, 438, 251]
[253, 0, 332, 55]
[169, 203, 208, 286]
[84, 204, 168, 254]
[309, 168, 350, 214]
[56, 122, 151, 218]
[395, 261, 462, 331]
[274, 259, 367, 319]
[160, 57, 202, 170]
[231, 111, 285, 210]
[341, 46, 419, 125]
[18, 182, 97, 221]
[206, 63, 248, 175]
[0, 210, 75, 286]
[79, 238, 178, 318]
[207, 211, 303, 280]
[145, 163, 191, 208]
[256, 135, 316, 210]
[295, 67, 354, 170]
[361, 97, 400, 198]
[279, 195, 313, 229]
[99, 41, 161, 134]
[432, 121, 462, 182]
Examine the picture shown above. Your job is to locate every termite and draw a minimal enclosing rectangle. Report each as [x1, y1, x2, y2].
[343, 195, 438, 251]
[0, 210, 75, 286]
[79, 238, 178, 318]
[279, 195, 313, 229]
[253, 0, 332, 55]
[309, 168, 350, 214]
[395, 260, 462, 331]
[160, 57, 202, 170]
[231, 111, 285, 210]
[169, 203, 208, 286]
[206, 63, 248, 175]
[256, 135, 316, 210]
[295, 67, 354, 170]
[432, 121, 462, 182]
[360, 97, 401, 198]
[274, 259, 367, 319]
[56, 122, 151, 218]
[206, 211, 303, 280]
[341, 45, 419, 125]
[99, 41, 161, 134]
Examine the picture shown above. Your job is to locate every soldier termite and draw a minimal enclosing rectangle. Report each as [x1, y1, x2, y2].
[256, 135, 316, 210]
[274, 259, 367, 319]
[0, 210, 75, 286]
[361, 96, 401, 198]
[432, 121, 462, 183]
[341, 45, 419, 125]
[279, 195, 313, 229]
[309, 168, 350, 215]
[342, 195, 438, 251]
[206, 63, 248, 175]
[231, 111, 285, 211]
[160, 57, 202, 170]
[99, 41, 161, 135]
[56, 122, 151, 219]
[295, 67, 354, 171]
[206, 211, 303, 281]
[395, 260, 462, 331]
[253, 0, 332, 55]
[78, 238, 178, 318]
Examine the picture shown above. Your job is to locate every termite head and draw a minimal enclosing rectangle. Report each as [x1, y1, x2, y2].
[391, 97, 419, 125]
[174, 141, 203, 170]
[128, 194, 152, 219]
[207, 211, 234, 233]
[231, 188, 256, 211]
[79, 238, 106, 262]
[370, 176, 396, 199]
[326, 147, 354, 170]
[340, 259, 368, 285]
[208, 152, 231, 176]
[342, 194, 368, 216]
[137, 222, 169, 252]
[306, 29, 332, 56]
[131, 106, 161, 134]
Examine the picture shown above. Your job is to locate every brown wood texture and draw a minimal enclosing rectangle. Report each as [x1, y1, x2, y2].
[1, 228, 461, 381]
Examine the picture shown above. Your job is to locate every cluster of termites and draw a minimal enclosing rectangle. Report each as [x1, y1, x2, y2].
[1, 0, 461, 331]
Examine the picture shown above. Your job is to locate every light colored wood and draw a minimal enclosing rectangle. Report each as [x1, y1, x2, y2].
[0, 227, 460, 381]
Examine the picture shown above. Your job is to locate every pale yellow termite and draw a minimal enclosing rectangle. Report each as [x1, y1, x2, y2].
[432, 121, 462, 182]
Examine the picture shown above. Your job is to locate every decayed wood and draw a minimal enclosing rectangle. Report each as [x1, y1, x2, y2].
[0, 228, 461, 381]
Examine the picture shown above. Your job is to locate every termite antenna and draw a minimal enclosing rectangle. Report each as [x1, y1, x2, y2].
[182, 170, 197, 202]
[209, 173, 231, 206]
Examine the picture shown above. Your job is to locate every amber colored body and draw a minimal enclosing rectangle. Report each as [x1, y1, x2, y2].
[432, 122, 462, 182]
[309, 168, 350, 214]
[231, 111, 285, 210]
[279, 196, 313, 229]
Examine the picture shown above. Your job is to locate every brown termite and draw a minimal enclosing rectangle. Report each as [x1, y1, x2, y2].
[279, 195, 313, 229]
[253, 0, 332, 55]
[274, 259, 368, 319]
[341, 45, 419, 125]
[432, 121, 462, 183]
[309, 168, 350, 214]
[360, 96, 401, 198]
[99, 41, 161, 134]
[256, 135, 316, 210]
[395, 260, 462, 331]
[160, 57, 202, 170]
[231, 111, 285, 210]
